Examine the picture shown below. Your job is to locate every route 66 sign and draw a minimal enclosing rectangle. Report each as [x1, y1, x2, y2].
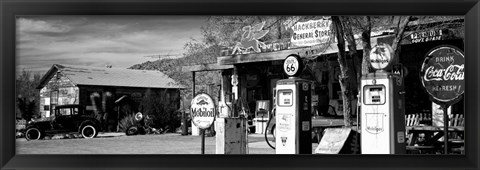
[284, 54, 303, 77]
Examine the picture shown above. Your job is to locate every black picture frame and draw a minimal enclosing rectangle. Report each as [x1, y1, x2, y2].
[1, 0, 479, 169]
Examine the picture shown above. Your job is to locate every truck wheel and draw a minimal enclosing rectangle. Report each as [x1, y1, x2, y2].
[81, 125, 97, 139]
[25, 128, 43, 141]
[126, 126, 139, 136]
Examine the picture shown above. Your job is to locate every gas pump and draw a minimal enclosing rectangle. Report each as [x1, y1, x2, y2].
[360, 44, 406, 154]
[274, 54, 312, 154]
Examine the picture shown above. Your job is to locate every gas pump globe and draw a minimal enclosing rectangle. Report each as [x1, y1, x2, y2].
[360, 44, 406, 154]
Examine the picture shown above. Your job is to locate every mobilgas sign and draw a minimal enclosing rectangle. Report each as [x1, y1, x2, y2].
[420, 45, 465, 104]
[369, 43, 394, 70]
[191, 93, 216, 129]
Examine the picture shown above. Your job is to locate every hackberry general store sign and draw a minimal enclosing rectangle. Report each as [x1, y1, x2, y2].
[291, 19, 332, 47]
[191, 93, 216, 129]
[420, 45, 465, 104]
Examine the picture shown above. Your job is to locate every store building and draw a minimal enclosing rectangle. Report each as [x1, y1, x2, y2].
[183, 17, 465, 138]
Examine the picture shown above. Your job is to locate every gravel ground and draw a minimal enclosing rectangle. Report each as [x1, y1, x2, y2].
[16, 133, 319, 154]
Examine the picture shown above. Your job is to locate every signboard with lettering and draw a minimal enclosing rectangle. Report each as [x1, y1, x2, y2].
[420, 45, 464, 104]
[408, 29, 446, 44]
[291, 19, 333, 47]
[191, 93, 216, 129]
[284, 54, 303, 77]
[315, 128, 351, 154]
[369, 43, 394, 70]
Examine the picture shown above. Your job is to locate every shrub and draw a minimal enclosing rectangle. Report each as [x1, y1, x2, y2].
[139, 89, 182, 132]
[118, 114, 136, 132]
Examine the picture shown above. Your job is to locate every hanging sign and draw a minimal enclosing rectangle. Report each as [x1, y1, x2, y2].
[190, 93, 216, 129]
[284, 54, 303, 77]
[369, 43, 394, 70]
[290, 19, 333, 47]
[420, 45, 465, 104]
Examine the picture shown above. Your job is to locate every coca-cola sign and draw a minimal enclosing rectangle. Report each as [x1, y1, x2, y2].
[420, 45, 464, 104]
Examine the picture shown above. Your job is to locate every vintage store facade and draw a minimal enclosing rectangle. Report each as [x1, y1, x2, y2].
[184, 17, 465, 132]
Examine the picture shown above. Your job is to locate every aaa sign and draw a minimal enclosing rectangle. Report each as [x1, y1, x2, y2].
[420, 45, 465, 104]
[191, 93, 216, 129]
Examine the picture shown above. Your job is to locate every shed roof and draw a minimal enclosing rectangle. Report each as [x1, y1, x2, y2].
[37, 64, 185, 89]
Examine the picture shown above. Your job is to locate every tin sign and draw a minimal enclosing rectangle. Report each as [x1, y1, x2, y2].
[369, 43, 394, 70]
[191, 93, 216, 129]
[420, 45, 465, 104]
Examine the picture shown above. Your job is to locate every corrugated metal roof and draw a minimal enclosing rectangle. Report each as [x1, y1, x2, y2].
[51, 64, 184, 89]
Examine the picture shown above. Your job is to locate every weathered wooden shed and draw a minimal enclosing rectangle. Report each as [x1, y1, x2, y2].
[36, 64, 184, 132]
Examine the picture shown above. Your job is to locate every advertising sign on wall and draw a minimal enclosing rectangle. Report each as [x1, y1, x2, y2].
[420, 45, 465, 104]
[407, 29, 446, 44]
[290, 19, 333, 47]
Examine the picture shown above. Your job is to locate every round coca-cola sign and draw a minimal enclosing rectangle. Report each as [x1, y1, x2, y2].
[420, 45, 464, 104]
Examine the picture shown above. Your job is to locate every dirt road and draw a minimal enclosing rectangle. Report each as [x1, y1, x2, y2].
[17, 133, 313, 154]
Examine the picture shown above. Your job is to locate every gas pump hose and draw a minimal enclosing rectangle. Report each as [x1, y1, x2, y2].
[264, 108, 275, 149]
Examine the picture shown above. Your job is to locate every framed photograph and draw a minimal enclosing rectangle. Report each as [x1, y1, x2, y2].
[1, 0, 479, 169]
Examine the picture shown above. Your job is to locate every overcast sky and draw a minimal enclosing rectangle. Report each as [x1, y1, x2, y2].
[16, 15, 206, 75]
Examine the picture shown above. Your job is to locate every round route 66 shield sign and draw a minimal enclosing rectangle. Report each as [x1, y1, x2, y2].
[284, 54, 303, 77]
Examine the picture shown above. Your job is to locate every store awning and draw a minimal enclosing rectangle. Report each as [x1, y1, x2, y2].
[217, 34, 393, 65]
[217, 26, 464, 65]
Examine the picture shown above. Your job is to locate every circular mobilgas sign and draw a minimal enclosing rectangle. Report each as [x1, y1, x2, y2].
[369, 43, 394, 70]
[420, 45, 465, 104]
[284, 54, 303, 77]
[190, 93, 216, 129]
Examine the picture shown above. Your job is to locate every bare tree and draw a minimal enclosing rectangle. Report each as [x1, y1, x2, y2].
[332, 16, 413, 126]
[331, 16, 358, 126]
